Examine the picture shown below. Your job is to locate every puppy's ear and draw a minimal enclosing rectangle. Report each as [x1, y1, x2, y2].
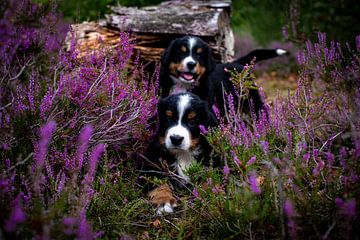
[203, 101, 218, 127]
[206, 45, 216, 73]
[161, 38, 178, 67]
[157, 97, 167, 113]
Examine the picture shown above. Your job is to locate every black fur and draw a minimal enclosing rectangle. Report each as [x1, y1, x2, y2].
[139, 93, 217, 192]
[160, 35, 286, 116]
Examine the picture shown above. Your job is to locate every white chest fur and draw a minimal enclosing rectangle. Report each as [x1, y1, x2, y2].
[173, 148, 201, 182]
[175, 152, 194, 182]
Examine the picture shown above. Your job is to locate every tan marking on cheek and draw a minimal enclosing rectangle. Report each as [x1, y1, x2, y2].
[190, 137, 200, 149]
[169, 62, 184, 75]
[166, 110, 173, 118]
[187, 111, 196, 120]
[196, 48, 203, 54]
[181, 46, 187, 52]
[195, 63, 206, 78]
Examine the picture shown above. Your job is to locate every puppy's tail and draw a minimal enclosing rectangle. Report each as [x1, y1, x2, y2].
[237, 49, 287, 65]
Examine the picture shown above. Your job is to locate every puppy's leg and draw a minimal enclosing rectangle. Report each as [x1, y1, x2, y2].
[147, 184, 177, 215]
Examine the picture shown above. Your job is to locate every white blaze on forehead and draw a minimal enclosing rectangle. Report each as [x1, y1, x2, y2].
[177, 94, 191, 122]
[188, 37, 197, 52]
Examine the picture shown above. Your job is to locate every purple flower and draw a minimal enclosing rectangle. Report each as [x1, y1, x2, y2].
[4, 195, 26, 232]
[34, 121, 57, 169]
[223, 165, 230, 179]
[231, 151, 241, 167]
[77, 209, 94, 240]
[312, 160, 325, 177]
[192, 188, 200, 199]
[246, 155, 256, 166]
[336, 198, 356, 218]
[76, 124, 93, 169]
[325, 152, 334, 167]
[284, 199, 297, 239]
[248, 171, 261, 194]
[85, 144, 105, 185]
[284, 199, 297, 218]
[199, 125, 208, 134]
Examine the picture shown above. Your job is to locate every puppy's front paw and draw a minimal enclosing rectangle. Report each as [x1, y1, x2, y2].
[147, 184, 177, 215]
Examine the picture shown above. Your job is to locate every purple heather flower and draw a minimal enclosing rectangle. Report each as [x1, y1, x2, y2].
[302, 153, 310, 164]
[284, 199, 297, 218]
[212, 105, 221, 120]
[248, 171, 261, 194]
[336, 198, 356, 218]
[199, 125, 208, 134]
[223, 165, 230, 179]
[312, 160, 325, 177]
[192, 188, 200, 199]
[34, 121, 57, 170]
[88, 144, 105, 179]
[4, 195, 26, 232]
[284, 199, 297, 239]
[325, 152, 334, 167]
[76, 124, 93, 169]
[246, 155, 256, 166]
[231, 151, 241, 167]
[77, 209, 94, 240]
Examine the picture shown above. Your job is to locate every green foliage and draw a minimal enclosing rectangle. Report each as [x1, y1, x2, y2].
[232, 0, 360, 46]
[33, 0, 164, 22]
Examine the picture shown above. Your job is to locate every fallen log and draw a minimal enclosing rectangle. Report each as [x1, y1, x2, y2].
[67, 0, 234, 69]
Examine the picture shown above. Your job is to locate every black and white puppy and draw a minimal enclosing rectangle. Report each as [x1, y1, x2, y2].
[140, 92, 217, 214]
[160, 35, 287, 115]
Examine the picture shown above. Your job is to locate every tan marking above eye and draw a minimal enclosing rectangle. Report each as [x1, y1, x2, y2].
[166, 110, 173, 118]
[188, 111, 196, 119]
[196, 48, 203, 54]
[181, 46, 187, 52]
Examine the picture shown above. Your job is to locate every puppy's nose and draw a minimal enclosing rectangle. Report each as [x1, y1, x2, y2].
[187, 61, 196, 70]
[170, 135, 184, 146]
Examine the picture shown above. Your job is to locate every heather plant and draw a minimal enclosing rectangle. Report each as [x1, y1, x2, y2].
[1, 0, 359, 239]
[1, 0, 158, 238]
[197, 32, 360, 239]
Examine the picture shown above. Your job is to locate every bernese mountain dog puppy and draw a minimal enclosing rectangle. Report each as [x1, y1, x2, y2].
[160, 35, 287, 115]
[140, 92, 217, 214]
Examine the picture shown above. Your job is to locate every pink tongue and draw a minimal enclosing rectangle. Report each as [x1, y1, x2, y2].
[182, 73, 193, 81]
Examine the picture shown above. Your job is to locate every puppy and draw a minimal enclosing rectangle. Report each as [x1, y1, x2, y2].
[140, 92, 217, 214]
[160, 35, 287, 115]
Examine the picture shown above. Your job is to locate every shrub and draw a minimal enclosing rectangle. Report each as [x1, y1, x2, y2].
[199, 32, 360, 239]
[0, 0, 158, 238]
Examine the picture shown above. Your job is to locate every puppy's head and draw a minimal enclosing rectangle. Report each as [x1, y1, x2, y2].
[161, 36, 215, 87]
[157, 93, 217, 153]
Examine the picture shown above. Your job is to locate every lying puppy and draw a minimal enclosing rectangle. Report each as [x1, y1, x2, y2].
[160, 35, 287, 115]
[140, 92, 217, 214]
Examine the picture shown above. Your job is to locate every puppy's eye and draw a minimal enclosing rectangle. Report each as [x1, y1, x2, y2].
[196, 48, 203, 54]
[188, 119, 196, 127]
[181, 46, 187, 52]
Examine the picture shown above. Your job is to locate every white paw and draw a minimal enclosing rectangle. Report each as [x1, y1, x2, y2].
[156, 202, 177, 215]
[276, 49, 287, 56]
